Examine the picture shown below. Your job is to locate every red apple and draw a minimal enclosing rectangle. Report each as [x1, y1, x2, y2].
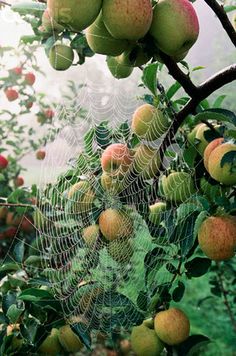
[0, 155, 8, 169]
[45, 108, 54, 119]
[11, 67, 22, 75]
[101, 143, 134, 177]
[14, 176, 24, 187]
[26, 101, 33, 109]
[36, 150, 46, 160]
[4, 227, 18, 239]
[5, 88, 18, 101]
[20, 216, 34, 233]
[25, 72, 36, 86]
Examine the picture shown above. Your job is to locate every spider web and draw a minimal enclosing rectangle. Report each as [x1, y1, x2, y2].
[29, 75, 202, 339]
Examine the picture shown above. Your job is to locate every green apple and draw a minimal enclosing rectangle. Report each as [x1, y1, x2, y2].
[82, 224, 100, 246]
[149, 202, 167, 226]
[102, 0, 153, 41]
[107, 238, 133, 263]
[106, 56, 133, 79]
[39, 328, 62, 355]
[58, 325, 83, 352]
[131, 104, 169, 142]
[42, 9, 64, 33]
[132, 144, 161, 179]
[48, 0, 102, 32]
[101, 172, 123, 194]
[68, 181, 95, 213]
[162, 172, 196, 203]
[86, 13, 129, 56]
[49, 44, 74, 71]
[131, 323, 164, 356]
[149, 0, 199, 56]
[117, 45, 151, 67]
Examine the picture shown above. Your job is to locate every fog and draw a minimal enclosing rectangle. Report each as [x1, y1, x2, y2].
[0, 1, 235, 186]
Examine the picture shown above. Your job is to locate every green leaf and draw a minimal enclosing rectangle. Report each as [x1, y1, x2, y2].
[194, 108, 236, 126]
[213, 95, 226, 108]
[185, 257, 211, 278]
[71, 323, 92, 350]
[6, 304, 24, 324]
[142, 63, 158, 96]
[224, 5, 236, 12]
[176, 203, 202, 223]
[166, 81, 181, 99]
[18, 288, 54, 302]
[220, 151, 236, 172]
[13, 240, 25, 263]
[172, 282, 185, 302]
[175, 334, 210, 355]
[193, 211, 209, 239]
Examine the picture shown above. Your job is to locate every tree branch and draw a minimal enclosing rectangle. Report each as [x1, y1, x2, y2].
[164, 63, 236, 144]
[204, 0, 236, 47]
[160, 52, 199, 97]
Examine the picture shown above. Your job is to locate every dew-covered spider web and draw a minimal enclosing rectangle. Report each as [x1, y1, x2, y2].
[25, 72, 207, 339]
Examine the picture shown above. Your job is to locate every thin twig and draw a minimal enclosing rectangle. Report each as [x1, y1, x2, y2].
[0, 202, 35, 208]
[204, 0, 236, 47]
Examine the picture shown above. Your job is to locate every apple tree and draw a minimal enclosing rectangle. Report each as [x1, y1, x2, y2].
[0, 0, 236, 355]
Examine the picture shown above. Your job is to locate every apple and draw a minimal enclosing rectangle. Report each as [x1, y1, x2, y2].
[106, 56, 133, 79]
[7, 324, 23, 351]
[120, 339, 131, 355]
[14, 176, 24, 187]
[131, 104, 169, 142]
[39, 328, 62, 355]
[42, 9, 64, 33]
[204, 140, 236, 186]
[162, 172, 196, 203]
[204, 137, 224, 171]
[132, 144, 161, 179]
[49, 44, 74, 71]
[68, 181, 95, 213]
[102, 0, 153, 41]
[82, 224, 100, 246]
[131, 322, 164, 356]
[101, 172, 123, 194]
[0, 154, 8, 169]
[6, 212, 21, 227]
[150, 0, 199, 56]
[5, 88, 18, 102]
[0, 207, 8, 220]
[45, 108, 55, 119]
[86, 13, 129, 56]
[4, 227, 18, 239]
[154, 308, 190, 345]
[198, 216, 236, 260]
[149, 202, 167, 226]
[26, 101, 33, 109]
[58, 325, 83, 352]
[11, 67, 22, 75]
[99, 208, 133, 241]
[36, 150, 46, 160]
[20, 216, 34, 233]
[101, 143, 134, 177]
[25, 72, 36, 86]
[116, 45, 151, 67]
[107, 238, 133, 263]
[48, 0, 102, 32]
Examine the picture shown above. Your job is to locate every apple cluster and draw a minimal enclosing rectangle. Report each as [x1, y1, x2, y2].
[42, 0, 199, 77]
[131, 308, 190, 355]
